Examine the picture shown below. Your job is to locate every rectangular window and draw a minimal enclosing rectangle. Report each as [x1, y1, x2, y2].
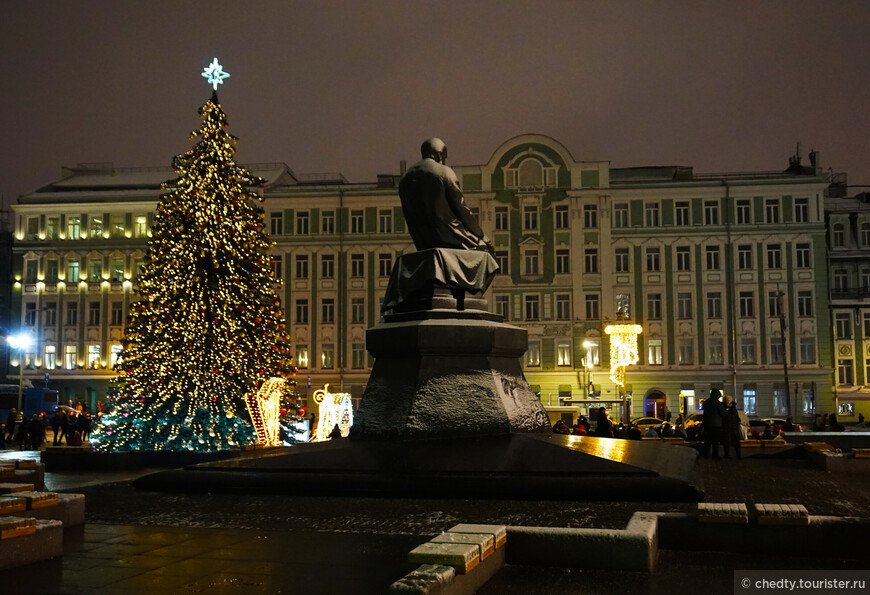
[352, 343, 366, 369]
[46, 217, 59, 240]
[111, 344, 123, 367]
[43, 302, 57, 327]
[88, 258, 101, 282]
[766, 244, 782, 269]
[524, 249, 540, 276]
[645, 247, 661, 271]
[378, 253, 392, 277]
[321, 298, 335, 324]
[111, 258, 125, 283]
[67, 260, 80, 282]
[862, 268, 870, 290]
[555, 294, 571, 321]
[795, 243, 811, 268]
[770, 337, 785, 364]
[800, 337, 816, 364]
[645, 203, 660, 227]
[134, 259, 144, 279]
[582, 248, 596, 274]
[88, 301, 100, 326]
[705, 246, 721, 270]
[737, 245, 753, 270]
[90, 216, 104, 238]
[67, 216, 81, 239]
[270, 212, 284, 236]
[675, 201, 690, 226]
[552, 248, 570, 274]
[797, 291, 813, 317]
[708, 338, 724, 364]
[111, 301, 123, 326]
[648, 339, 663, 365]
[271, 254, 283, 281]
[706, 292, 722, 319]
[613, 203, 629, 228]
[615, 248, 629, 272]
[864, 312, 870, 337]
[295, 345, 309, 369]
[525, 295, 540, 321]
[295, 211, 309, 235]
[773, 389, 788, 415]
[321, 254, 335, 278]
[835, 313, 852, 339]
[495, 206, 509, 230]
[44, 345, 57, 370]
[295, 254, 309, 279]
[350, 210, 364, 233]
[677, 292, 693, 319]
[134, 215, 148, 238]
[616, 293, 631, 319]
[24, 303, 37, 326]
[495, 295, 510, 321]
[743, 389, 757, 415]
[555, 205, 569, 229]
[647, 294, 662, 320]
[556, 340, 572, 366]
[351, 297, 365, 323]
[26, 216, 39, 239]
[64, 345, 77, 370]
[321, 344, 335, 369]
[321, 210, 335, 234]
[46, 259, 59, 283]
[833, 269, 848, 291]
[525, 340, 541, 367]
[583, 204, 598, 228]
[838, 358, 854, 385]
[523, 206, 538, 230]
[378, 209, 393, 233]
[350, 254, 364, 278]
[739, 292, 755, 317]
[794, 197, 809, 223]
[66, 303, 78, 326]
[676, 246, 691, 271]
[585, 294, 599, 320]
[112, 216, 126, 238]
[704, 200, 719, 225]
[678, 339, 694, 365]
[295, 299, 309, 324]
[24, 260, 38, 284]
[87, 345, 101, 369]
[768, 291, 782, 318]
[765, 198, 780, 223]
[736, 200, 751, 224]
[741, 338, 757, 364]
[495, 250, 508, 273]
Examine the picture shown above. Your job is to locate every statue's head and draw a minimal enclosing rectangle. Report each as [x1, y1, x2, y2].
[421, 138, 447, 163]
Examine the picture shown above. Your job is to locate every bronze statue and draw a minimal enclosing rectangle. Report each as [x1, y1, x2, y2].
[399, 138, 493, 254]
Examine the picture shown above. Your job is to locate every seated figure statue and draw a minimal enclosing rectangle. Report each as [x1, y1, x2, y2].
[384, 138, 498, 313]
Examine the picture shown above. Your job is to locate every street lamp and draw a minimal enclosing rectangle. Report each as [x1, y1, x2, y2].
[582, 340, 594, 399]
[7, 333, 34, 413]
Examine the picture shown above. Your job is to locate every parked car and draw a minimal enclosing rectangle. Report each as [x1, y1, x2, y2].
[630, 417, 665, 433]
[762, 418, 803, 432]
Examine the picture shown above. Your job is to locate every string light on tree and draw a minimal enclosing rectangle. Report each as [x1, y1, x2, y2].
[90, 59, 295, 452]
[604, 324, 642, 387]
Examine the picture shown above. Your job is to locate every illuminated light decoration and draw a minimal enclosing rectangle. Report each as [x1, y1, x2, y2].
[604, 324, 642, 387]
[245, 377, 284, 446]
[201, 58, 230, 90]
[312, 384, 353, 441]
[89, 64, 295, 453]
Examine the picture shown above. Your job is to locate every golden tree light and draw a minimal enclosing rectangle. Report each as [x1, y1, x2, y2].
[312, 384, 354, 441]
[604, 324, 642, 387]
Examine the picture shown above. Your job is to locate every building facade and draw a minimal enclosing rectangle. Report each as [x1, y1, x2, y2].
[9, 135, 836, 423]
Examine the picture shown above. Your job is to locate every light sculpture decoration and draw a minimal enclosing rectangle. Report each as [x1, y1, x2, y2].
[245, 377, 284, 446]
[312, 384, 353, 441]
[604, 324, 642, 387]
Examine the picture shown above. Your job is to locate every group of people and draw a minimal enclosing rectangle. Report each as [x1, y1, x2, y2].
[552, 407, 690, 441]
[702, 389, 746, 459]
[812, 413, 846, 432]
[2, 408, 93, 450]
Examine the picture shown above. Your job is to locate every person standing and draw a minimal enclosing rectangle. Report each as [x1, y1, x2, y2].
[702, 389, 726, 458]
[5, 408, 17, 443]
[721, 397, 742, 460]
[595, 407, 613, 438]
[49, 411, 62, 445]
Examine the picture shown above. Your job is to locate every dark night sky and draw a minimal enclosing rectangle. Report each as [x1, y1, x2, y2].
[2, 1, 869, 204]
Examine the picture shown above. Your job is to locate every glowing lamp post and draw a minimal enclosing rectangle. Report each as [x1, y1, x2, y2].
[604, 324, 642, 422]
[7, 333, 34, 413]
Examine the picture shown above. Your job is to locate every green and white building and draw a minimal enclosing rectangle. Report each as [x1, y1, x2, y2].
[8, 135, 836, 422]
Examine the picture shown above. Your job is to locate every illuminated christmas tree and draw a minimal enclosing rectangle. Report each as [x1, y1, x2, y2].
[91, 60, 293, 452]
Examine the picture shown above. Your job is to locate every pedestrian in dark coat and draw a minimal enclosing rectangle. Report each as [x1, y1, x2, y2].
[58, 412, 71, 445]
[702, 389, 726, 458]
[595, 407, 613, 438]
[721, 397, 742, 459]
[5, 409, 16, 442]
[50, 411, 62, 445]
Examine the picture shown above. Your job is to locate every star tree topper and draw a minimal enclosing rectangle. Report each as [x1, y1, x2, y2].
[202, 58, 230, 90]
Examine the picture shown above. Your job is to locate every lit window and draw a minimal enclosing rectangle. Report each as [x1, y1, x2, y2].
[87, 345, 101, 369]
[557, 341, 572, 366]
[648, 339, 663, 365]
[64, 345, 77, 369]
[525, 340, 541, 367]
[296, 345, 309, 369]
[67, 216, 81, 239]
[44, 345, 57, 370]
[321, 344, 335, 369]
[134, 215, 148, 238]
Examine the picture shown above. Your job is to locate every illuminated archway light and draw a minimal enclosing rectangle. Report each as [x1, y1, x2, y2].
[604, 324, 642, 387]
[245, 377, 284, 446]
[312, 384, 353, 442]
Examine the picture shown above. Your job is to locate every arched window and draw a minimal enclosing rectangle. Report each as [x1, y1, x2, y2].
[518, 159, 543, 187]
